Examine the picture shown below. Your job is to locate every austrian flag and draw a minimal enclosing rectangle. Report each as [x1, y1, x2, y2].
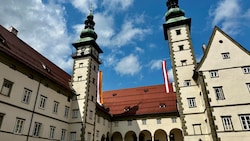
[162, 60, 170, 93]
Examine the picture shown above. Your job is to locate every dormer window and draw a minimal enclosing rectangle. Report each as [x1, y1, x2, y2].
[159, 103, 166, 108]
[124, 106, 130, 111]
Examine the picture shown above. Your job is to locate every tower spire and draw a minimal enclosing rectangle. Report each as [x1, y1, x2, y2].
[167, 0, 179, 10]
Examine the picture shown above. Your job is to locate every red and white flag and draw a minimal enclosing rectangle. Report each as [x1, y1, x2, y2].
[97, 71, 103, 105]
[162, 60, 170, 93]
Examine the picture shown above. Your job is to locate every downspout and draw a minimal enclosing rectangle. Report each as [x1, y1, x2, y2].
[26, 79, 42, 141]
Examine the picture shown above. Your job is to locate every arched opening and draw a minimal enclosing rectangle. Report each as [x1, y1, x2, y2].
[111, 132, 122, 141]
[106, 132, 110, 141]
[125, 131, 137, 141]
[101, 135, 106, 141]
[154, 129, 167, 141]
[169, 128, 183, 141]
[139, 130, 152, 141]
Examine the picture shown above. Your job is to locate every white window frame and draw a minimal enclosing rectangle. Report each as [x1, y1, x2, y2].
[21, 88, 32, 104]
[64, 106, 69, 118]
[171, 118, 177, 123]
[157, 118, 161, 124]
[239, 115, 250, 130]
[39, 95, 47, 109]
[61, 129, 66, 141]
[247, 83, 250, 92]
[70, 132, 76, 141]
[210, 70, 219, 78]
[53, 101, 59, 114]
[14, 118, 25, 134]
[214, 87, 225, 100]
[187, 98, 196, 108]
[242, 66, 250, 74]
[1, 79, 13, 96]
[49, 126, 56, 139]
[72, 109, 79, 118]
[128, 120, 132, 126]
[221, 52, 230, 59]
[221, 116, 233, 131]
[33, 122, 41, 137]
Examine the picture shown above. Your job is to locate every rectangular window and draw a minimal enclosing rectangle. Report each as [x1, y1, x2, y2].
[33, 122, 41, 137]
[64, 106, 69, 118]
[77, 76, 82, 81]
[178, 45, 184, 51]
[72, 109, 79, 118]
[103, 118, 106, 126]
[187, 98, 196, 108]
[49, 126, 56, 138]
[114, 121, 118, 127]
[1, 79, 13, 96]
[181, 60, 187, 66]
[61, 129, 66, 141]
[96, 130, 99, 137]
[247, 83, 250, 92]
[214, 87, 225, 100]
[142, 119, 146, 125]
[70, 132, 76, 141]
[242, 66, 250, 74]
[22, 88, 32, 104]
[184, 80, 191, 86]
[89, 110, 93, 120]
[14, 118, 25, 134]
[221, 52, 230, 59]
[210, 70, 219, 78]
[171, 118, 177, 123]
[221, 116, 233, 131]
[97, 116, 100, 123]
[0, 113, 4, 128]
[157, 118, 161, 124]
[39, 95, 47, 109]
[239, 115, 250, 130]
[87, 132, 91, 141]
[79, 63, 83, 68]
[175, 29, 181, 35]
[128, 120, 132, 126]
[53, 101, 59, 114]
[193, 124, 202, 135]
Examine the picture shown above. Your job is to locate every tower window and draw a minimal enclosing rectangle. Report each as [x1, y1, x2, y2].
[184, 80, 191, 86]
[179, 45, 184, 51]
[79, 63, 83, 68]
[187, 98, 196, 108]
[221, 52, 230, 59]
[77, 76, 82, 81]
[181, 60, 187, 66]
[175, 29, 181, 35]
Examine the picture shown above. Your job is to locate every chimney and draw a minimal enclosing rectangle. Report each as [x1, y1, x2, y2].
[202, 44, 206, 53]
[8, 26, 18, 36]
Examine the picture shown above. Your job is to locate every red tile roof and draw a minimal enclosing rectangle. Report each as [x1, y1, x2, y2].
[0, 25, 72, 93]
[103, 84, 177, 117]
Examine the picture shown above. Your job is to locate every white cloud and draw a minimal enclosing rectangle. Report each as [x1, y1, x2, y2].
[115, 54, 141, 76]
[209, 0, 250, 34]
[102, 0, 134, 12]
[0, 0, 73, 72]
[148, 59, 162, 70]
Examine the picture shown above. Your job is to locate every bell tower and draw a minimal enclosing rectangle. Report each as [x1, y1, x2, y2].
[71, 10, 103, 141]
[163, 0, 213, 140]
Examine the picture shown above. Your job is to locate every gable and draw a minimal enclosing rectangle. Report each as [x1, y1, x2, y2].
[197, 26, 250, 72]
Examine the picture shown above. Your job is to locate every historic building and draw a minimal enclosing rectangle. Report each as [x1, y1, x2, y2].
[0, 0, 250, 141]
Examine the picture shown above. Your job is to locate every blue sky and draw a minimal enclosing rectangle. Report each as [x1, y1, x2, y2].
[0, 0, 250, 91]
